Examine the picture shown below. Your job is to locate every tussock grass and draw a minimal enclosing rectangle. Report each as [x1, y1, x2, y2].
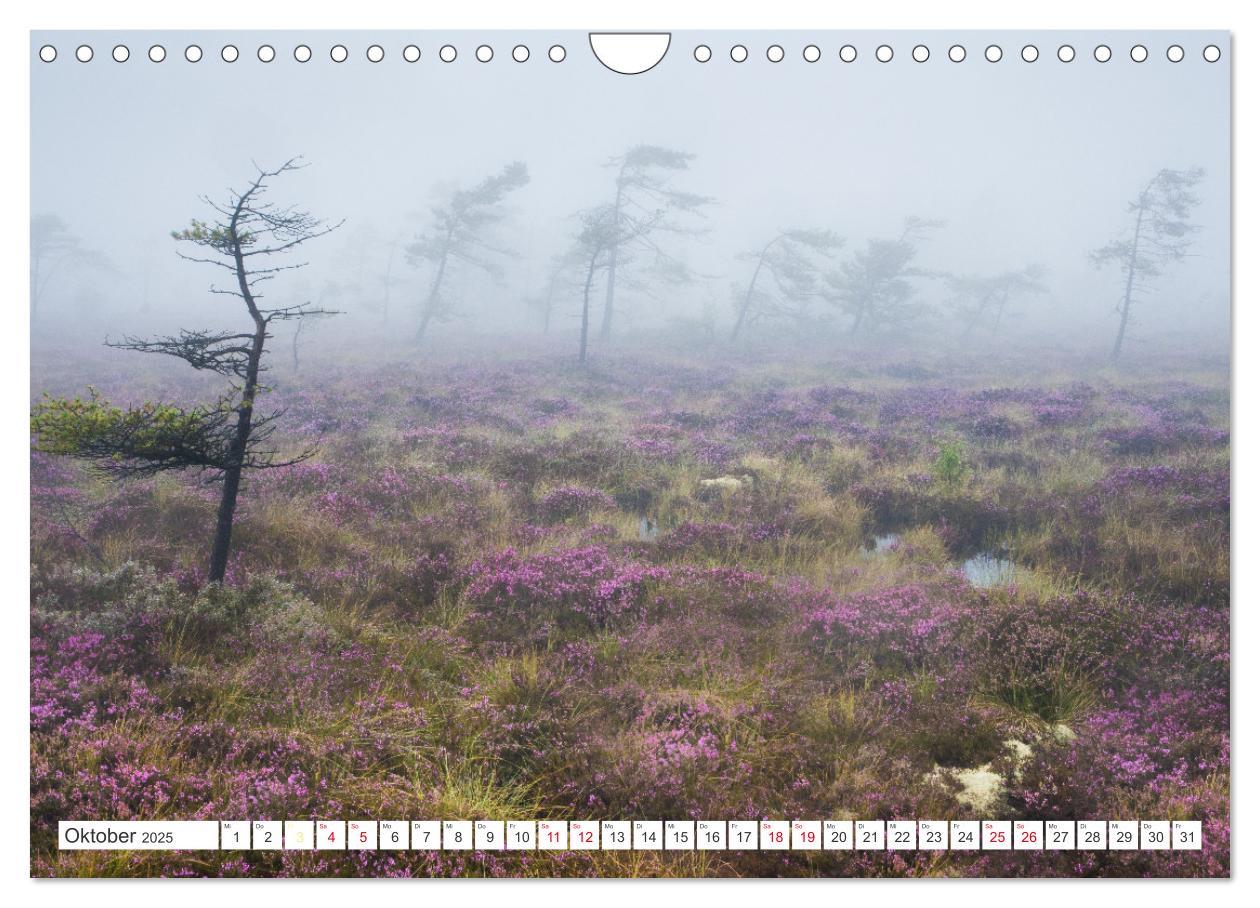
[30, 343, 1230, 877]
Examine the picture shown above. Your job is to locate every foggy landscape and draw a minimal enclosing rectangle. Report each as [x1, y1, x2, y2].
[30, 31, 1229, 878]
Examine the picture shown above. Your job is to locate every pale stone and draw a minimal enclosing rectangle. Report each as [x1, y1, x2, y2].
[924, 739, 1036, 814]
[1051, 723, 1077, 744]
[696, 475, 752, 499]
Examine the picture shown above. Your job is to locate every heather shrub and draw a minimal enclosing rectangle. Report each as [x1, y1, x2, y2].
[969, 599, 1100, 726]
[966, 413, 1020, 441]
[463, 546, 668, 639]
[804, 580, 979, 677]
[535, 486, 616, 524]
[30, 563, 247, 666]
[88, 479, 217, 551]
[656, 521, 744, 561]
[653, 565, 791, 625]
[588, 689, 764, 819]
[895, 678, 1005, 769]
[29, 345, 1230, 878]
[796, 689, 880, 756]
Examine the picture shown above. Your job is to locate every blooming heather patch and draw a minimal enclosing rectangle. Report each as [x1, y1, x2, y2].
[29, 344, 1229, 877]
[804, 581, 980, 675]
[536, 486, 616, 523]
[464, 545, 670, 634]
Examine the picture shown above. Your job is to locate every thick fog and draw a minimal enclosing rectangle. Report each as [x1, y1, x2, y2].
[30, 30, 1230, 353]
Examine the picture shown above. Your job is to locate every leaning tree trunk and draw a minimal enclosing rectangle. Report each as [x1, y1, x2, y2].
[598, 184, 624, 342]
[579, 251, 599, 365]
[731, 242, 774, 342]
[208, 224, 267, 583]
[382, 242, 397, 324]
[416, 305, 436, 343]
[1111, 202, 1147, 362]
[542, 270, 559, 335]
[962, 290, 995, 338]
[30, 261, 41, 321]
[291, 318, 304, 371]
[598, 244, 618, 341]
[208, 329, 262, 583]
[850, 302, 866, 335]
[417, 240, 451, 342]
[208, 461, 243, 583]
[990, 292, 1010, 336]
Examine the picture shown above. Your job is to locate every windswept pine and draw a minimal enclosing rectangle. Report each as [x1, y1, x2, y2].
[32, 160, 341, 583]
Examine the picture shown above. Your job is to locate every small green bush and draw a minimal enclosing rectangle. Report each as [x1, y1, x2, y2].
[932, 440, 969, 490]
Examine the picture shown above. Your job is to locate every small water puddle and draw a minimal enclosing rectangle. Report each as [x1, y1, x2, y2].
[962, 551, 1016, 587]
[861, 533, 900, 557]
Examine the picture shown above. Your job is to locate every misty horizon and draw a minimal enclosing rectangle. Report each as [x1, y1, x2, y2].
[30, 30, 1229, 356]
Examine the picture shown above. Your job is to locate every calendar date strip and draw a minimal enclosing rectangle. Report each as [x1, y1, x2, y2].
[58, 819, 1203, 852]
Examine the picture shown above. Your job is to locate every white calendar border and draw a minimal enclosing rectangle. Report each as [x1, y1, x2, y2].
[4, 0, 1252, 904]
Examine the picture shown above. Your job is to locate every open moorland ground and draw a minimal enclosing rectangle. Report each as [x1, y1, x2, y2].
[30, 338, 1229, 877]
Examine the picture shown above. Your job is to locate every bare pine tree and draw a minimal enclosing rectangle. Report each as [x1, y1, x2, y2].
[574, 205, 618, 366]
[570, 197, 685, 365]
[31, 159, 341, 583]
[827, 217, 943, 335]
[946, 265, 1048, 337]
[730, 229, 844, 341]
[381, 234, 403, 325]
[598, 145, 711, 341]
[407, 161, 530, 341]
[527, 247, 587, 335]
[30, 214, 111, 320]
[1091, 167, 1204, 361]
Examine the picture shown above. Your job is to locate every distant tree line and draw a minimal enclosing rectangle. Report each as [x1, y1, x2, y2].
[29, 156, 1205, 584]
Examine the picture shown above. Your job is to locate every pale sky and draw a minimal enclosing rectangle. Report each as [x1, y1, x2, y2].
[30, 30, 1230, 344]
